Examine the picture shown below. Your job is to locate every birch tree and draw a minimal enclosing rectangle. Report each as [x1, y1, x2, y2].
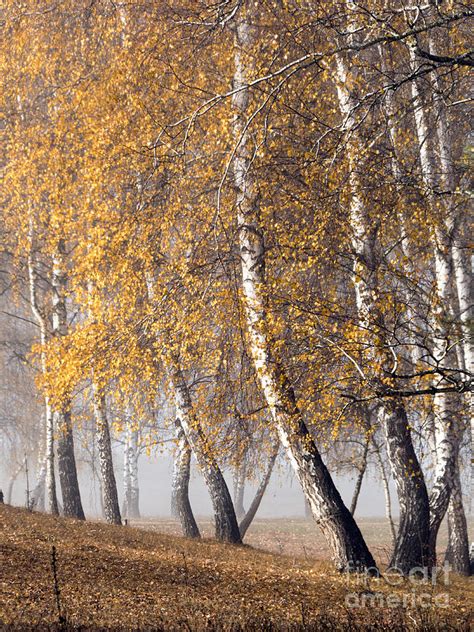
[231, 3, 376, 572]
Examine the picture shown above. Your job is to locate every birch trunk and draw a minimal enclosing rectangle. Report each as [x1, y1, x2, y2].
[372, 438, 397, 548]
[51, 241, 84, 520]
[144, 275, 239, 542]
[428, 393, 460, 562]
[381, 404, 430, 571]
[122, 426, 131, 520]
[171, 419, 200, 538]
[30, 455, 46, 511]
[380, 48, 439, 500]
[6, 462, 23, 505]
[380, 37, 468, 567]
[233, 454, 247, 520]
[379, 44, 425, 372]
[232, 12, 375, 572]
[55, 410, 84, 519]
[172, 363, 241, 543]
[27, 248, 59, 516]
[428, 31, 473, 563]
[122, 417, 140, 520]
[427, 32, 473, 381]
[239, 441, 279, 539]
[93, 388, 121, 525]
[44, 403, 59, 514]
[350, 438, 369, 516]
[408, 46, 467, 564]
[334, 46, 430, 572]
[445, 458, 470, 575]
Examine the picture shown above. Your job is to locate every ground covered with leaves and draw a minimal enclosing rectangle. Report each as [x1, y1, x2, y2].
[135, 516, 452, 566]
[1, 505, 472, 630]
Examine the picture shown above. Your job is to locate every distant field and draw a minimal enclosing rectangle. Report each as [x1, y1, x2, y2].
[134, 516, 466, 566]
[1, 506, 472, 630]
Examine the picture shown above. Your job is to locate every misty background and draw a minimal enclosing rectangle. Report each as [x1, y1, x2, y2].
[1, 448, 399, 519]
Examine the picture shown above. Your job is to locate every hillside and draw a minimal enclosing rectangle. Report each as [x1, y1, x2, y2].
[0, 505, 472, 630]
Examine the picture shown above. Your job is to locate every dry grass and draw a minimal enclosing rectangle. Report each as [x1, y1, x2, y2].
[135, 514, 466, 570]
[134, 516, 432, 565]
[1, 505, 472, 630]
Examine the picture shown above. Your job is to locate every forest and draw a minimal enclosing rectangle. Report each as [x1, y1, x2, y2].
[0, 0, 473, 629]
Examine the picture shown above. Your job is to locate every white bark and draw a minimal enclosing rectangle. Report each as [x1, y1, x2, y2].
[350, 437, 369, 517]
[122, 415, 140, 520]
[27, 246, 59, 516]
[445, 456, 470, 575]
[239, 440, 279, 539]
[428, 31, 473, 527]
[232, 9, 375, 572]
[233, 452, 247, 520]
[172, 363, 241, 543]
[408, 42, 466, 560]
[144, 273, 239, 542]
[170, 418, 200, 538]
[51, 241, 84, 519]
[379, 44, 425, 370]
[30, 452, 47, 511]
[44, 404, 58, 514]
[87, 276, 121, 525]
[93, 387, 121, 525]
[372, 438, 397, 548]
[334, 32, 429, 571]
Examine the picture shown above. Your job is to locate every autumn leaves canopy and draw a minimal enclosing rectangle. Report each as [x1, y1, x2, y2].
[1, 1, 472, 573]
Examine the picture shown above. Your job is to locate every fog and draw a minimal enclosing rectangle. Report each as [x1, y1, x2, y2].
[1, 448, 399, 519]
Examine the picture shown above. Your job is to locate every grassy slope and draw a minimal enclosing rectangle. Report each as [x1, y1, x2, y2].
[1, 505, 472, 630]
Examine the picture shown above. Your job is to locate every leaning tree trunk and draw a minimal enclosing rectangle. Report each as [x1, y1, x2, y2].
[171, 418, 200, 538]
[350, 437, 369, 516]
[144, 273, 240, 543]
[232, 10, 375, 572]
[239, 441, 279, 539]
[93, 387, 122, 525]
[334, 37, 429, 572]
[172, 363, 241, 544]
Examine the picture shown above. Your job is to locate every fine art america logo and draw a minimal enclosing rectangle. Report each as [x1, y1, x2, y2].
[344, 563, 451, 609]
